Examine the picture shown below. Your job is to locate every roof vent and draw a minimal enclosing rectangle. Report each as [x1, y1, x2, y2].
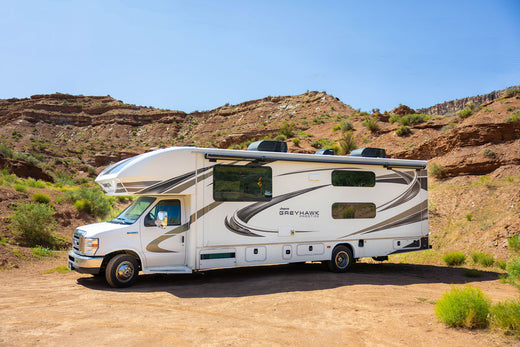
[247, 140, 287, 153]
[349, 147, 386, 158]
[315, 148, 334, 155]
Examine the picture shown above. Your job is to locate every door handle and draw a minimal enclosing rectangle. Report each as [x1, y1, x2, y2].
[181, 236, 185, 243]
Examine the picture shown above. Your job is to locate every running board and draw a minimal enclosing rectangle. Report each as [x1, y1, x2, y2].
[142, 266, 192, 274]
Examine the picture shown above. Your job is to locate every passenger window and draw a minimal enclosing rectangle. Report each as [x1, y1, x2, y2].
[332, 170, 375, 187]
[145, 200, 181, 227]
[213, 165, 272, 201]
[332, 202, 376, 219]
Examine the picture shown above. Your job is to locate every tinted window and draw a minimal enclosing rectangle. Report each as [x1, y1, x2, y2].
[213, 165, 272, 201]
[332, 171, 375, 187]
[145, 199, 181, 226]
[332, 203, 376, 219]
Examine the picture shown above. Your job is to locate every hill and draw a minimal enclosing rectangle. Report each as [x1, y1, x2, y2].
[0, 87, 519, 268]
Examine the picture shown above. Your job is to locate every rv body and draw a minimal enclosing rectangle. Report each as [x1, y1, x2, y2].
[68, 145, 429, 287]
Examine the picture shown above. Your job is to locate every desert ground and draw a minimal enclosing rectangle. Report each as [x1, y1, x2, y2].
[0, 254, 518, 346]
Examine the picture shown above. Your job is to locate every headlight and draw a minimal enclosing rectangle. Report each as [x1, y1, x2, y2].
[80, 237, 99, 256]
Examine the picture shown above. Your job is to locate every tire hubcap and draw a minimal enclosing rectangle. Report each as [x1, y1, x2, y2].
[336, 251, 348, 268]
[116, 261, 134, 282]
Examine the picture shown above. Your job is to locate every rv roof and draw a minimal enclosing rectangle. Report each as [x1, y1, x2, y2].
[193, 147, 426, 170]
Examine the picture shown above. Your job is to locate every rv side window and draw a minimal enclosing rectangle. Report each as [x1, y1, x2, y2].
[213, 165, 272, 201]
[331, 171, 375, 187]
[145, 199, 181, 226]
[332, 203, 376, 219]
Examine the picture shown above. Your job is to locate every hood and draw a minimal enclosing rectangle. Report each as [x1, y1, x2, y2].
[75, 221, 130, 238]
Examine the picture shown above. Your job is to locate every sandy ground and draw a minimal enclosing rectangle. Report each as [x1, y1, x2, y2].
[0, 255, 519, 346]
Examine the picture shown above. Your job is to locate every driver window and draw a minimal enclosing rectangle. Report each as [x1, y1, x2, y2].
[145, 199, 181, 227]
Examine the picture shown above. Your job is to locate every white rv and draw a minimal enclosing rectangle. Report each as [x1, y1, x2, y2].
[68, 142, 429, 288]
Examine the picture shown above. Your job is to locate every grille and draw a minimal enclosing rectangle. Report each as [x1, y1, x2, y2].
[72, 233, 80, 252]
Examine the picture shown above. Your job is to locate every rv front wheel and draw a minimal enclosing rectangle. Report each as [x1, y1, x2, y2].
[328, 246, 354, 273]
[105, 254, 139, 288]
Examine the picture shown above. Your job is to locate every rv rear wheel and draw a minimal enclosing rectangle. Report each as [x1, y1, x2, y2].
[105, 254, 139, 288]
[328, 245, 354, 273]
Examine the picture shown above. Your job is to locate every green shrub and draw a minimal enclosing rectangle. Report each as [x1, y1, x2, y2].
[457, 108, 473, 119]
[66, 187, 113, 219]
[506, 257, 520, 288]
[279, 121, 295, 138]
[389, 113, 400, 123]
[340, 120, 354, 132]
[466, 214, 473, 221]
[489, 298, 520, 336]
[471, 251, 494, 267]
[429, 163, 447, 179]
[506, 112, 520, 123]
[509, 235, 520, 254]
[483, 148, 495, 157]
[332, 125, 341, 131]
[74, 199, 92, 214]
[361, 115, 379, 132]
[396, 125, 411, 137]
[292, 138, 301, 147]
[27, 178, 46, 188]
[31, 246, 55, 258]
[496, 260, 507, 270]
[338, 130, 356, 155]
[435, 285, 491, 328]
[10, 202, 58, 248]
[14, 184, 27, 193]
[443, 251, 466, 266]
[32, 193, 51, 204]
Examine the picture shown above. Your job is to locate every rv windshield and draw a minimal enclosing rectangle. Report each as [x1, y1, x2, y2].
[109, 197, 156, 225]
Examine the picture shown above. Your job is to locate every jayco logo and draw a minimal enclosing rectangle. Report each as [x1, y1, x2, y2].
[279, 207, 319, 218]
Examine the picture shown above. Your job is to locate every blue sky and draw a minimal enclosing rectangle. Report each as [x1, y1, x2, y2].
[2, 0, 519, 112]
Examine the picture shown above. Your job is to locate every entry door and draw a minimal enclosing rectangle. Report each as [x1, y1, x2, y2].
[140, 198, 187, 269]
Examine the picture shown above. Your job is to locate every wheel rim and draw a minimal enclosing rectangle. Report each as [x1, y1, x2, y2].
[335, 251, 349, 269]
[116, 261, 135, 283]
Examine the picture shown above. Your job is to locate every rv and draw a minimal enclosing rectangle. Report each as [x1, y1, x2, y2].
[68, 142, 429, 288]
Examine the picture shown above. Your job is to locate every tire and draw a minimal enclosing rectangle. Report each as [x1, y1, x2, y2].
[105, 254, 139, 288]
[328, 245, 354, 273]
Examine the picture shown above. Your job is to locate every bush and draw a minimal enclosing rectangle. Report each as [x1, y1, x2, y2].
[361, 115, 379, 132]
[32, 193, 51, 204]
[279, 121, 295, 138]
[291, 138, 301, 147]
[506, 257, 520, 288]
[509, 235, 520, 254]
[332, 125, 341, 131]
[66, 187, 113, 219]
[435, 285, 491, 328]
[14, 184, 27, 193]
[443, 251, 466, 266]
[429, 163, 447, 179]
[483, 148, 495, 157]
[457, 108, 473, 119]
[340, 120, 354, 132]
[471, 251, 494, 267]
[396, 125, 411, 137]
[489, 298, 520, 336]
[10, 202, 58, 248]
[338, 131, 356, 155]
[31, 246, 55, 258]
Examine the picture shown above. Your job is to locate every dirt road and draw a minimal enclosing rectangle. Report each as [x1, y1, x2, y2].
[0, 256, 518, 346]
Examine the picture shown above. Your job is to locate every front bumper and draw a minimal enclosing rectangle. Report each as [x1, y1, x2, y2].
[68, 250, 103, 275]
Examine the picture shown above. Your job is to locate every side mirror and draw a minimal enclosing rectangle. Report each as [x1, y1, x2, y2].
[156, 211, 168, 229]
